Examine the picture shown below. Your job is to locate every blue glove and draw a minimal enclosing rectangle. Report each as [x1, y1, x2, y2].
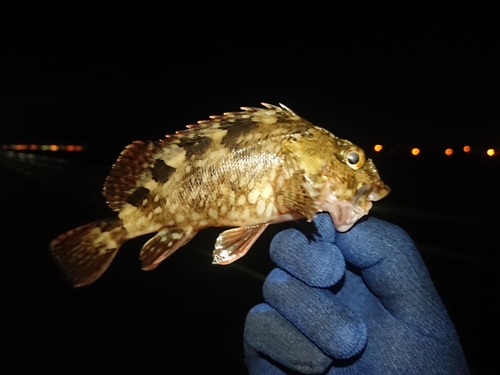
[244, 214, 469, 374]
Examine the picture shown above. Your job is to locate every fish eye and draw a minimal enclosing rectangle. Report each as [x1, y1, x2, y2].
[343, 147, 365, 170]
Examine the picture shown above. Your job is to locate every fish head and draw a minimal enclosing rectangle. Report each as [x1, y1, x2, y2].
[316, 131, 390, 232]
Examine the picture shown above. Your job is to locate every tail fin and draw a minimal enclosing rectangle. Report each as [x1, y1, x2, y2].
[50, 218, 127, 287]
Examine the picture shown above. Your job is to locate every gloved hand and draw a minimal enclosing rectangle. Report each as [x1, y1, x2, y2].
[244, 214, 469, 374]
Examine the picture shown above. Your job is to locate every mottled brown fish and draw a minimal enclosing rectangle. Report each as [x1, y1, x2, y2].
[51, 103, 390, 286]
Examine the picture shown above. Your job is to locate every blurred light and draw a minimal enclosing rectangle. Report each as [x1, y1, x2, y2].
[463, 145, 471, 153]
[374, 144, 383, 152]
[487, 149, 495, 156]
[0, 144, 84, 152]
[445, 148, 453, 156]
[411, 148, 420, 156]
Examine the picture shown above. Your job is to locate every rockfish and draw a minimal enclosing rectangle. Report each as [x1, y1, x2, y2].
[51, 103, 390, 286]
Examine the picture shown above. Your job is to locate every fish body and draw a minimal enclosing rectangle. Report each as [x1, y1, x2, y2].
[51, 103, 390, 286]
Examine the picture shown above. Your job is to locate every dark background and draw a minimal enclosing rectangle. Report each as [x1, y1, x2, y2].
[1, 14, 499, 374]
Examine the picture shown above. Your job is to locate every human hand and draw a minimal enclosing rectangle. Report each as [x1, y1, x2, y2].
[244, 214, 469, 374]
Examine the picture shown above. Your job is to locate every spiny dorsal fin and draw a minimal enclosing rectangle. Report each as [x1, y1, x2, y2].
[168, 103, 309, 154]
[178, 102, 300, 135]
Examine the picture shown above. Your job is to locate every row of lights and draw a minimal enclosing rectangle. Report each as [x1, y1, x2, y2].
[373, 145, 496, 157]
[2, 143, 496, 157]
[1, 144, 84, 152]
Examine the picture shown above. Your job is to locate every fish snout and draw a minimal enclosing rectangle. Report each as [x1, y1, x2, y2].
[353, 181, 390, 213]
[366, 180, 390, 202]
[322, 180, 390, 233]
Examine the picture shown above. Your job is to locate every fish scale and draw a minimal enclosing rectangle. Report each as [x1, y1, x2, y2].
[50, 103, 390, 286]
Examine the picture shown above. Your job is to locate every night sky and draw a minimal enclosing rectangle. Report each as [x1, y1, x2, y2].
[2, 17, 498, 150]
[2, 15, 499, 374]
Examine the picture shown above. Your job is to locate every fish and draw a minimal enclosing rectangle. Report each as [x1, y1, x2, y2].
[50, 103, 390, 286]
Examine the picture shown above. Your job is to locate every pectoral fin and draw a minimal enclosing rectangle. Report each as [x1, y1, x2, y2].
[140, 227, 196, 270]
[283, 170, 322, 221]
[212, 224, 268, 265]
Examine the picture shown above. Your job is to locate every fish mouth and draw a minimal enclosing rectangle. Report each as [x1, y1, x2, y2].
[321, 181, 390, 232]
[354, 180, 390, 205]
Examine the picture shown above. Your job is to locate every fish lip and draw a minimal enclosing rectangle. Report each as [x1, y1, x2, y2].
[322, 180, 390, 232]
[351, 181, 390, 217]
[354, 181, 390, 206]
[368, 181, 391, 202]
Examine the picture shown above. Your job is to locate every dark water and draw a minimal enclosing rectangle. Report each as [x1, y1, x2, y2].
[1, 149, 498, 374]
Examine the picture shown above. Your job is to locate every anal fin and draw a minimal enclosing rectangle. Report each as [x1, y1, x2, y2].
[140, 227, 196, 271]
[212, 224, 268, 265]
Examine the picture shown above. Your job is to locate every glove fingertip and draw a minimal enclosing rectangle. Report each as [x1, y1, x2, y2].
[336, 217, 415, 267]
[264, 269, 368, 359]
[270, 243, 344, 288]
[244, 302, 332, 374]
[311, 212, 337, 242]
[271, 228, 308, 247]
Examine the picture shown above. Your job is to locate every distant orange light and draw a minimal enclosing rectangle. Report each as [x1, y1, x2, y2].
[487, 149, 495, 156]
[74, 145, 83, 152]
[49, 144, 59, 151]
[463, 145, 471, 153]
[66, 145, 75, 151]
[411, 148, 420, 156]
[445, 148, 453, 156]
[15, 144, 28, 151]
[29, 144, 38, 150]
[374, 144, 383, 152]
